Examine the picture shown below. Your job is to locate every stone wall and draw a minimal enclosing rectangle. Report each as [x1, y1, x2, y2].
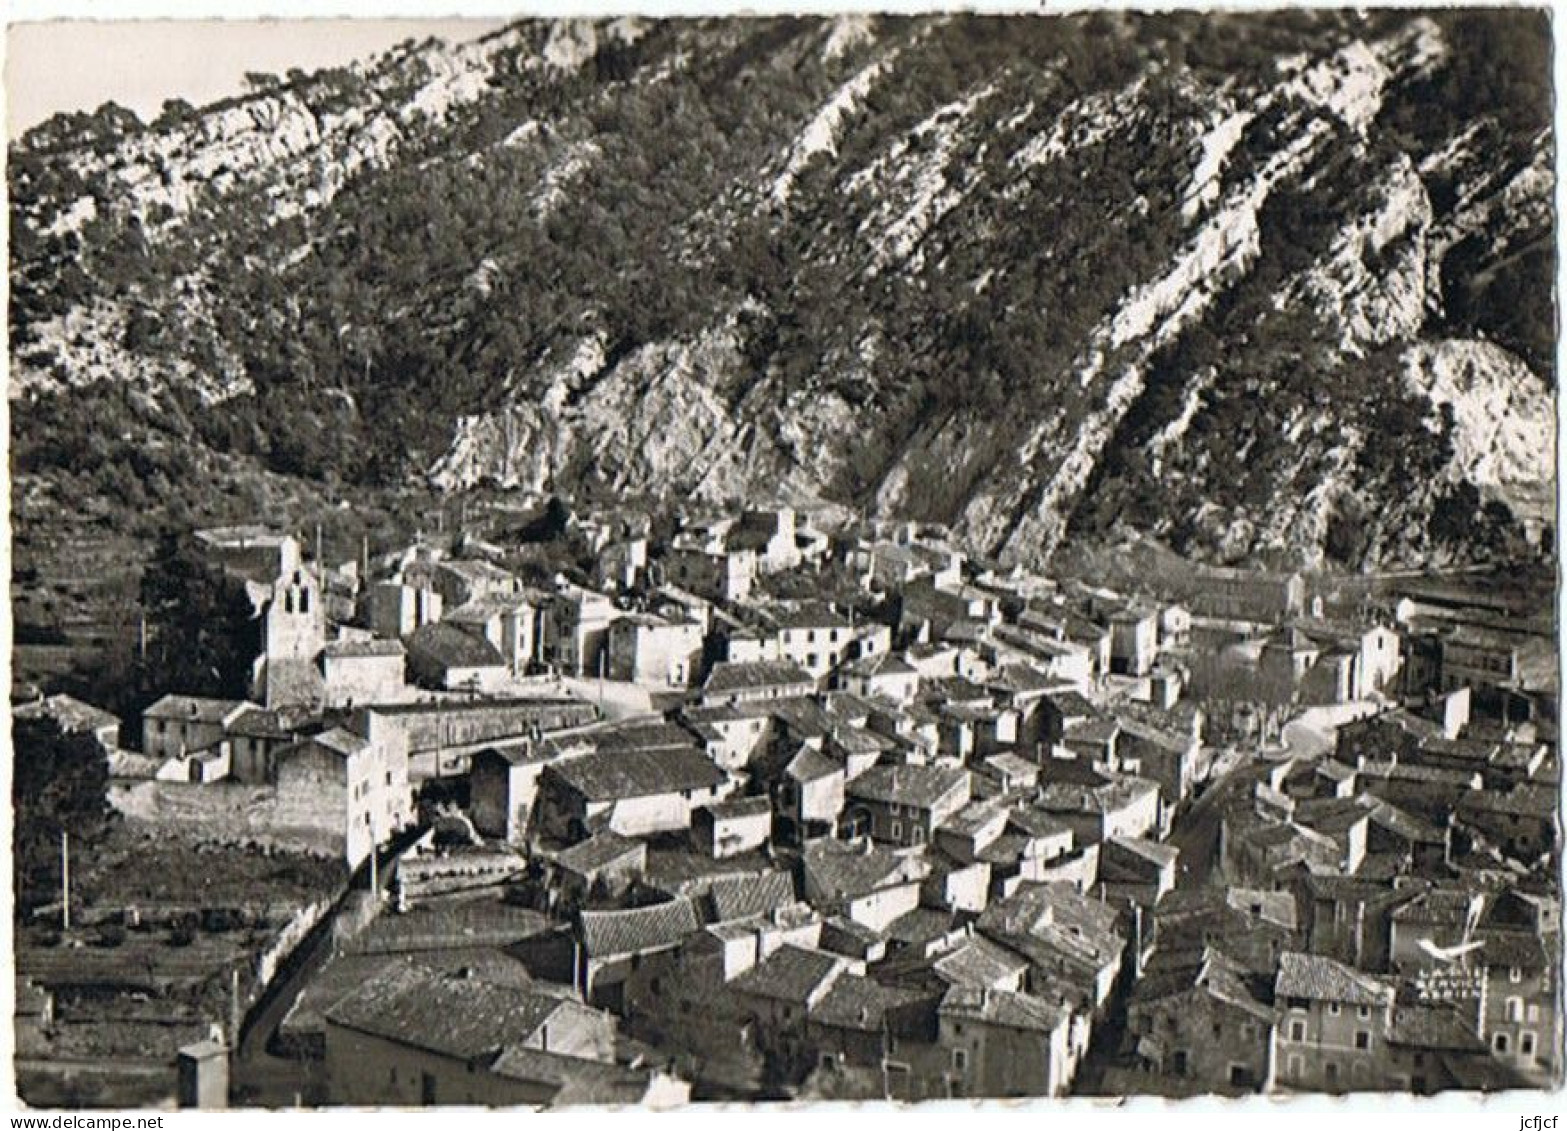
[110, 779, 343, 859]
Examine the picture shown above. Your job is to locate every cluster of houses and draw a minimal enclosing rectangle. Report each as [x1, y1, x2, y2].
[1127, 678, 1559, 1097]
[24, 503, 1558, 1104]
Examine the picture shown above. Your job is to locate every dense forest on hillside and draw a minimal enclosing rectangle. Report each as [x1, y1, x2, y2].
[7, 10, 1555, 575]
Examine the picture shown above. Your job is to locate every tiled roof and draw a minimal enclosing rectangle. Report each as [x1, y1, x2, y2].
[487, 1046, 659, 1105]
[579, 897, 701, 960]
[1460, 783, 1557, 817]
[144, 694, 250, 723]
[786, 745, 843, 784]
[1044, 689, 1100, 721]
[590, 720, 705, 755]
[885, 907, 961, 948]
[227, 706, 293, 740]
[847, 764, 969, 811]
[729, 945, 843, 1005]
[818, 915, 884, 957]
[939, 798, 1010, 841]
[1390, 888, 1480, 926]
[1006, 806, 1076, 841]
[1275, 951, 1392, 1006]
[553, 832, 644, 879]
[803, 838, 928, 900]
[1107, 835, 1180, 869]
[323, 637, 406, 659]
[1473, 930, 1551, 971]
[707, 870, 797, 923]
[1386, 1004, 1485, 1052]
[768, 603, 853, 631]
[325, 963, 570, 1060]
[987, 663, 1059, 695]
[983, 753, 1039, 781]
[444, 594, 538, 623]
[809, 974, 925, 1032]
[437, 558, 518, 584]
[1293, 796, 1373, 834]
[704, 660, 815, 694]
[15, 694, 120, 734]
[978, 884, 1125, 973]
[284, 727, 370, 761]
[938, 985, 1067, 1034]
[406, 622, 506, 669]
[704, 793, 773, 821]
[545, 746, 726, 802]
[1366, 799, 1446, 845]
[842, 652, 918, 678]
[930, 936, 1030, 989]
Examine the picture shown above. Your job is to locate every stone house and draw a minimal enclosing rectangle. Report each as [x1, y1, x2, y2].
[142, 695, 250, 760]
[274, 727, 413, 869]
[536, 746, 730, 841]
[935, 985, 1073, 1099]
[320, 638, 407, 710]
[323, 962, 683, 1106]
[1273, 951, 1395, 1093]
[801, 838, 930, 933]
[693, 794, 773, 859]
[700, 660, 816, 707]
[444, 593, 541, 677]
[1125, 948, 1277, 1093]
[606, 614, 705, 688]
[843, 765, 971, 849]
[366, 580, 442, 640]
[538, 584, 618, 676]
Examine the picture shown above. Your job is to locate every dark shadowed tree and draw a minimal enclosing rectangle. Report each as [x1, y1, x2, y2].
[136, 528, 262, 708]
[13, 716, 110, 910]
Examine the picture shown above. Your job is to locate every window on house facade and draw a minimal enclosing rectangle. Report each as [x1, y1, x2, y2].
[891, 820, 904, 841]
[953, 1048, 967, 1072]
[1354, 1031, 1370, 1051]
[1328, 1002, 1341, 1015]
[1510, 967, 1524, 983]
[1290, 1020, 1306, 1042]
[1357, 1005, 1370, 1019]
[1506, 997, 1524, 1022]
[1494, 1033, 1510, 1054]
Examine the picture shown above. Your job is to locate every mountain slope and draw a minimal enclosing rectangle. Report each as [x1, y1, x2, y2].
[8, 11, 1555, 571]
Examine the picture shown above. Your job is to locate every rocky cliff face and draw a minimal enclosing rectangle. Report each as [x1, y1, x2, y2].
[9, 11, 1554, 570]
